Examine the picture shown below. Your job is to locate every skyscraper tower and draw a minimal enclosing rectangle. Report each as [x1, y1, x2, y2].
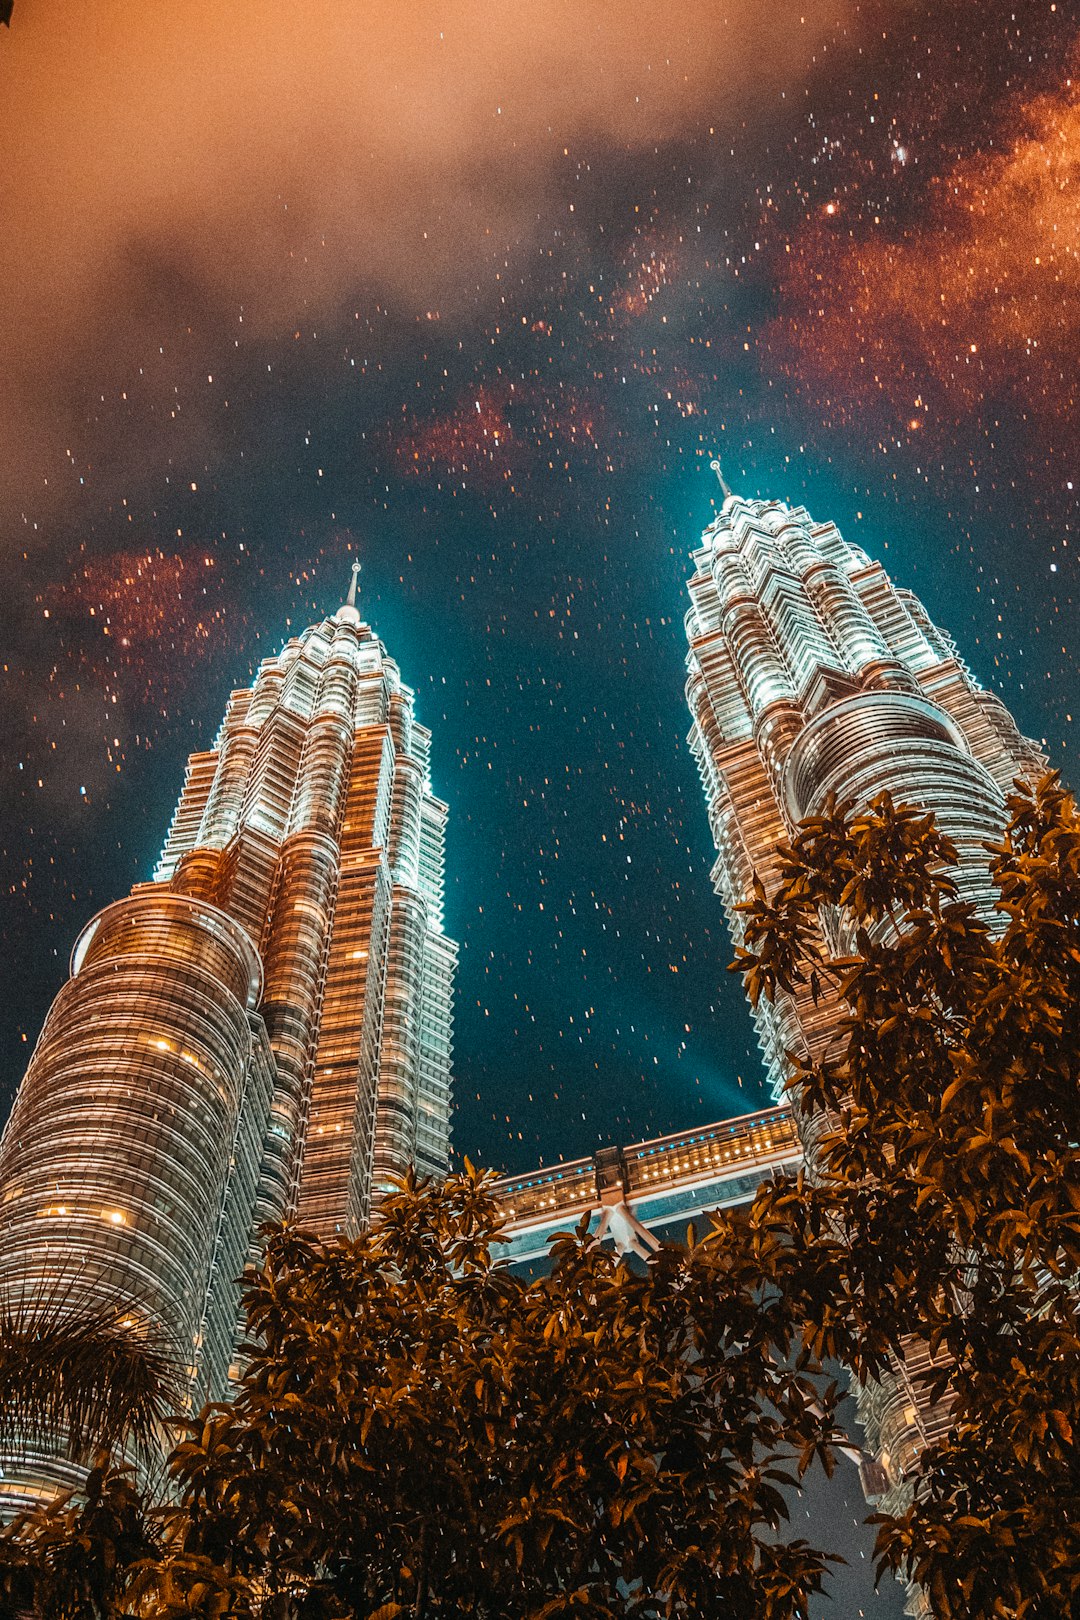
[0, 567, 457, 1487]
[683, 470, 1044, 1614]
[685, 468, 1042, 1108]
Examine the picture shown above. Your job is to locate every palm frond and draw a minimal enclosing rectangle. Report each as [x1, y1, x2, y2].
[0, 1280, 183, 1465]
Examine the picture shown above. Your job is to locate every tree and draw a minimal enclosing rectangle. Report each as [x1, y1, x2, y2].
[725, 772, 1080, 1619]
[0, 1454, 158, 1620]
[1, 1168, 842, 1619]
[0, 1285, 182, 1480]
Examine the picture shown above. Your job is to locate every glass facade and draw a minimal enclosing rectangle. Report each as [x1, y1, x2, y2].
[0, 586, 457, 1498]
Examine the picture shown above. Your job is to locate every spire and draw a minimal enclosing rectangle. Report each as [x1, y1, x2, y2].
[336, 558, 362, 625]
[709, 458, 734, 501]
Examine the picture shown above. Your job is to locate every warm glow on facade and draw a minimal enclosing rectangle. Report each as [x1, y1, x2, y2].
[0, 576, 456, 1500]
[684, 485, 1042, 1108]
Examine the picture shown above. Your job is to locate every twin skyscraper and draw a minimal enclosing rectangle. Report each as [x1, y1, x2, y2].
[0, 561, 457, 1492]
[0, 477, 1043, 1506]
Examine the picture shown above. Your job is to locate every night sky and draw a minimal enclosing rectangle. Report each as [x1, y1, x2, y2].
[1, 0, 1076, 1188]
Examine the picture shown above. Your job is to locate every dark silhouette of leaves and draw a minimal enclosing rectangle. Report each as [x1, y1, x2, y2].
[0, 1280, 183, 1468]
[726, 772, 1080, 1619]
[160, 1166, 842, 1617]
[0, 1168, 845, 1617]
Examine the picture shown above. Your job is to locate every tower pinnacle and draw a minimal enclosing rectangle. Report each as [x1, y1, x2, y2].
[709, 458, 733, 501]
[337, 558, 362, 624]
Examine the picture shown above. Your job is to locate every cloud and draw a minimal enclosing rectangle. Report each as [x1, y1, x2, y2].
[0, 0, 852, 521]
[767, 63, 1080, 443]
[394, 379, 605, 490]
[45, 545, 235, 703]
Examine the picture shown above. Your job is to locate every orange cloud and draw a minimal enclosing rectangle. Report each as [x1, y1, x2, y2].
[768, 65, 1080, 439]
[0, 0, 854, 519]
[44, 546, 235, 703]
[394, 380, 604, 489]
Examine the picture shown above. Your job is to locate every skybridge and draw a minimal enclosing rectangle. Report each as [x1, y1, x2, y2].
[492, 1104, 802, 1268]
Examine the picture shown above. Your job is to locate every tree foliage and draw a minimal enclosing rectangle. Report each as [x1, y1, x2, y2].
[0, 1169, 841, 1619]
[0, 1454, 157, 1620]
[727, 772, 1080, 1619]
[0, 1286, 183, 1470]
[9, 774, 1076, 1618]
